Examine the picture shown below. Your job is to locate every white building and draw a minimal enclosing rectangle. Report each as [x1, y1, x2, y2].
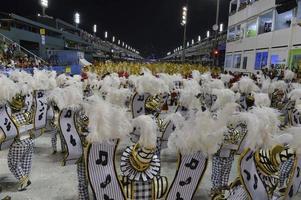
[225, 0, 301, 72]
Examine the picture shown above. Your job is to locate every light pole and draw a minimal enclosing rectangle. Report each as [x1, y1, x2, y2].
[213, 0, 220, 66]
[181, 5, 188, 62]
[93, 24, 97, 36]
[40, 0, 48, 16]
[104, 31, 108, 40]
[74, 12, 80, 28]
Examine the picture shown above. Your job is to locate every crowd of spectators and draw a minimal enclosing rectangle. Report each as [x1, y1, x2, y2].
[0, 40, 43, 69]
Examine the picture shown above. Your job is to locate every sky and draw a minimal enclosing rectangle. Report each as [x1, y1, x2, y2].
[1, 0, 230, 58]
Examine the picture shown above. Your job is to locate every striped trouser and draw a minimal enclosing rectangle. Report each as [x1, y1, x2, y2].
[51, 130, 65, 152]
[211, 154, 235, 191]
[77, 159, 89, 200]
[7, 138, 34, 180]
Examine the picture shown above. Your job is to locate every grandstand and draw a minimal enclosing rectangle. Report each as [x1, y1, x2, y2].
[0, 12, 142, 65]
[163, 30, 227, 66]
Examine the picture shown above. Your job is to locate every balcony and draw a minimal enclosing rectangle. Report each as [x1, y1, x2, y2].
[228, 0, 275, 26]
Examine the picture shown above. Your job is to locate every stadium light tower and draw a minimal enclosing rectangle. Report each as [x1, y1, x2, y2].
[93, 24, 97, 35]
[41, 0, 48, 16]
[219, 23, 224, 32]
[181, 5, 188, 62]
[74, 12, 80, 28]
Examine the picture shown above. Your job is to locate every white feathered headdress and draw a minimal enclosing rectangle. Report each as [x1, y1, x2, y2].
[179, 79, 202, 109]
[47, 85, 83, 110]
[254, 93, 271, 107]
[236, 107, 280, 150]
[211, 89, 236, 111]
[284, 69, 295, 81]
[132, 115, 157, 149]
[220, 74, 234, 84]
[135, 68, 169, 95]
[168, 104, 238, 155]
[231, 77, 260, 94]
[32, 68, 57, 91]
[83, 96, 132, 143]
[9, 70, 34, 95]
[0, 75, 20, 104]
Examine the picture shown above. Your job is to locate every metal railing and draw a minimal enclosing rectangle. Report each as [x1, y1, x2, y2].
[0, 32, 47, 64]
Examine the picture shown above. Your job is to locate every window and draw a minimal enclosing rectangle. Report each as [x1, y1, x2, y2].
[225, 55, 233, 68]
[243, 56, 248, 69]
[230, 0, 238, 15]
[233, 54, 242, 68]
[258, 11, 273, 34]
[246, 20, 257, 37]
[270, 55, 286, 69]
[275, 10, 293, 30]
[228, 25, 243, 41]
[255, 52, 268, 70]
[228, 27, 236, 41]
[238, 0, 248, 11]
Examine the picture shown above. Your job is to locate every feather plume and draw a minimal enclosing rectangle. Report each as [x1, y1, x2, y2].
[32, 68, 57, 90]
[106, 88, 132, 108]
[179, 79, 201, 109]
[211, 89, 236, 111]
[236, 107, 280, 150]
[135, 68, 169, 95]
[83, 96, 132, 143]
[132, 115, 157, 149]
[168, 105, 237, 155]
[0, 75, 20, 103]
[158, 73, 183, 90]
[283, 127, 301, 155]
[9, 70, 34, 95]
[220, 74, 234, 84]
[231, 77, 259, 94]
[284, 70, 295, 81]
[254, 93, 271, 107]
[47, 85, 83, 110]
[268, 80, 287, 94]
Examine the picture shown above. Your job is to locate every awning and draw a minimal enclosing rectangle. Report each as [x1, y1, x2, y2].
[79, 58, 92, 66]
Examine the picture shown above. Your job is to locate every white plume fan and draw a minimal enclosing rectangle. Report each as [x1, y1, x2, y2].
[47, 85, 83, 110]
[132, 115, 158, 149]
[135, 68, 169, 95]
[284, 70, 296, 81]
[237, 107, 280, 150]
[32, 68, 57, 91]
[283, 127, 301, 155]
[211, 89, 236, 111]
[0, 75, 20, 104]
[168, 107, 232, 155]
[106, 88, 132, 108]
[179, 79, 202, 109]
[9, 70, 34, 95]
[56, 74, 68, 87]
[268, 80, 287, 94]
[231, 77, 260, 94]
[83, 96, 132, 144]
[158, 73, 183, 90]
[254, 93, 271, 107]
[220, 74, 234, 84]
